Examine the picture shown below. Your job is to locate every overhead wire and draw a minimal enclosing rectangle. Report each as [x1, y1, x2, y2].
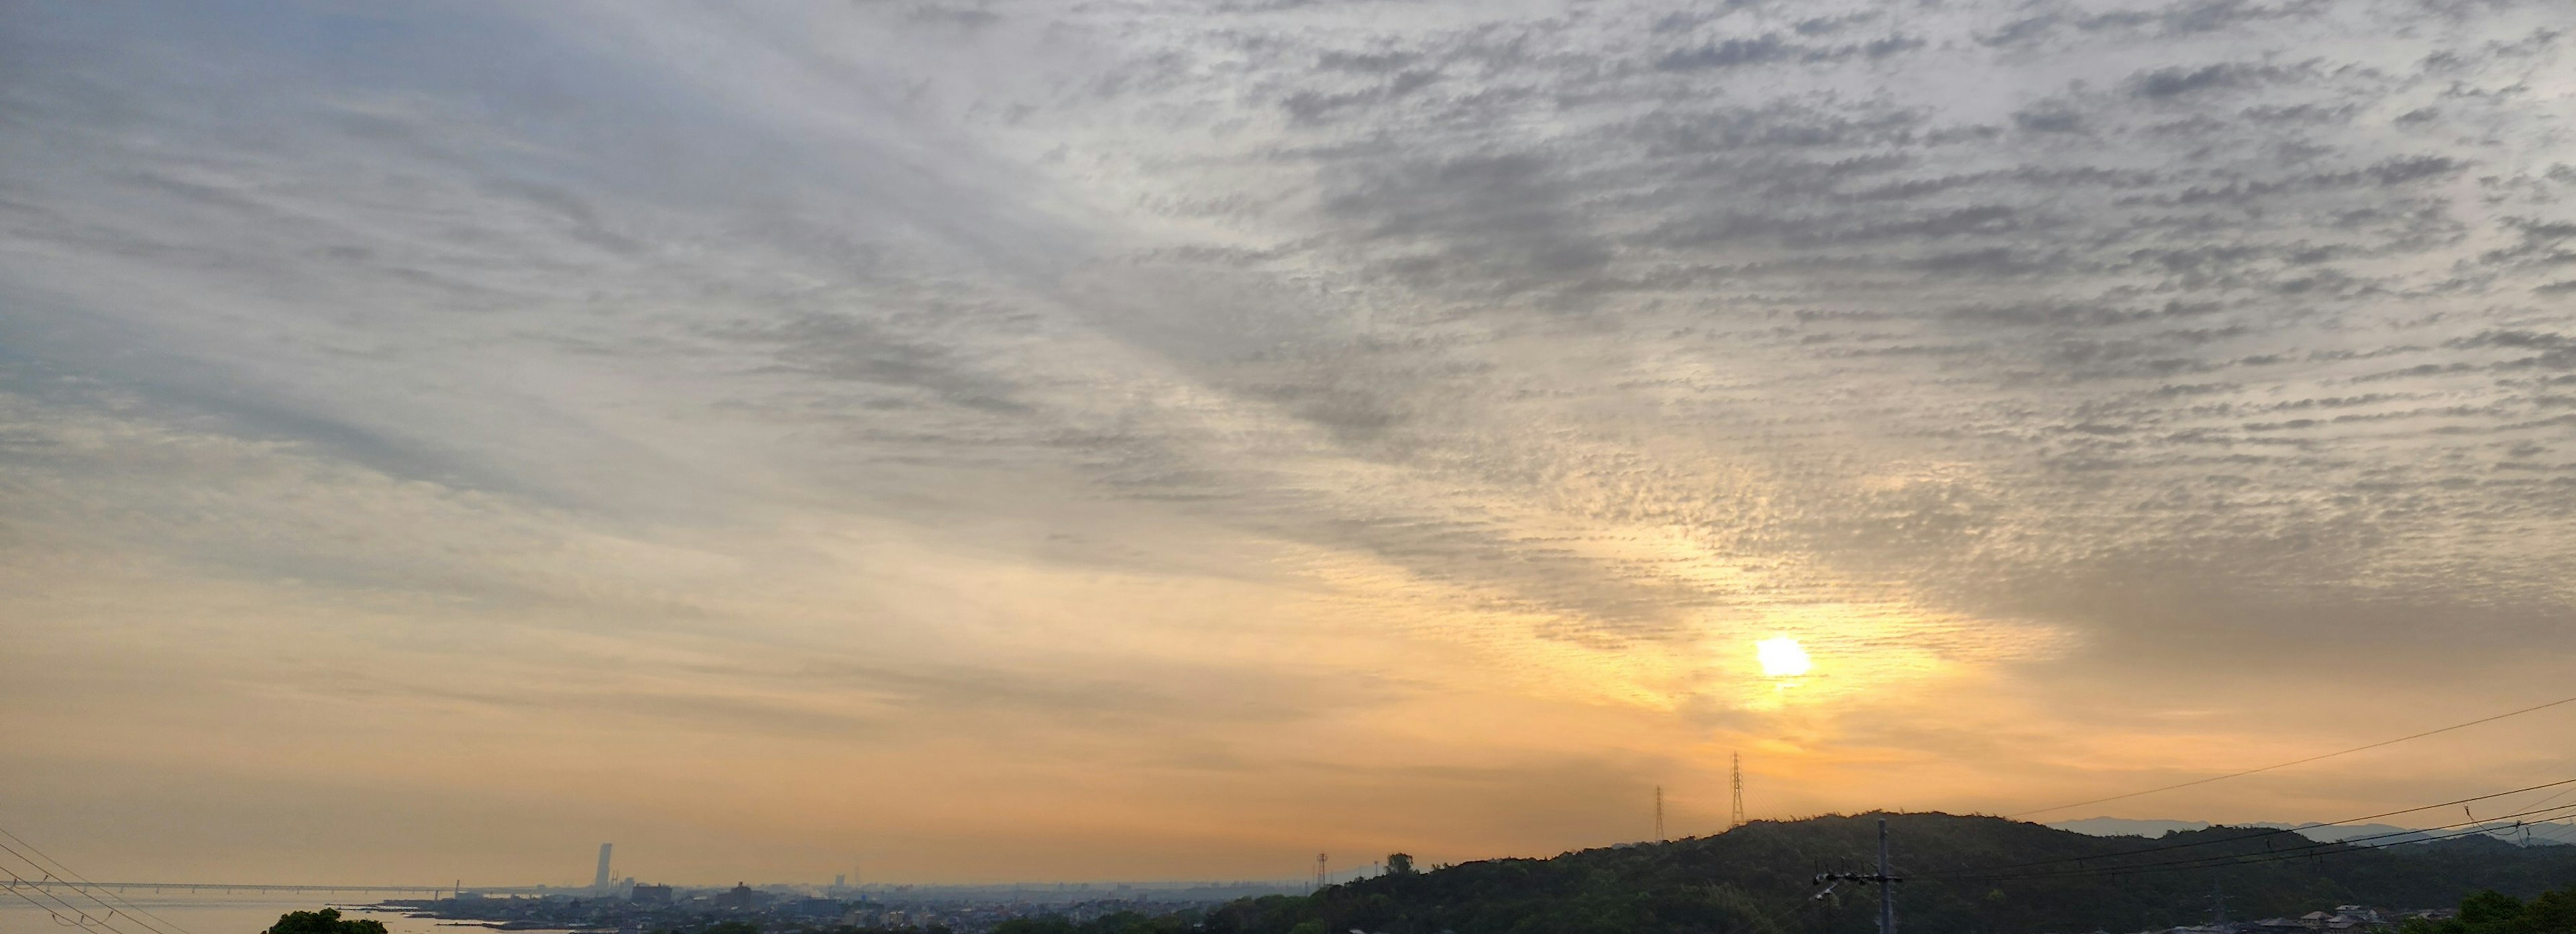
[1927, 798, 2576, 882]
[0, 844, 133, 929]
[2509, 778, 2576, 822]
[1997, 802, 2576, 881]
[1947, 776, 2576, 877]
[0, 860, 160, 934]
[1943, 803, 2576, 883]
[0, 825, 191, 934]
[1988, 807, 2576, 882]
[1788, 736, 2576, 925]
[2475, 753, 2576, 847]
[2005, 694, 2576, 819]
[3, 883, 109, 930]
[1, 872, 138, 934]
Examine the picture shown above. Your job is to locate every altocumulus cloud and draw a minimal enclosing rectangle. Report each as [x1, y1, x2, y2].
[3, 0, 2575, 883]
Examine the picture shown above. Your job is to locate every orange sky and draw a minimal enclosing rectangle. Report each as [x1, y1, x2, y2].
[5, 0, 2576, 886]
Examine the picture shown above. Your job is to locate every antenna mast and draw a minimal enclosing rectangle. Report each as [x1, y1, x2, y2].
[1655, 786, 1666, 842]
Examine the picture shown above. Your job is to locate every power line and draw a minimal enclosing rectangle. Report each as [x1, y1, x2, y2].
[1812, 817, 1900, 934]
[1953, 776, 2576, 876]
[1932, 798, 2576, 882]
[1938, 800, 2576, 882]
[0, 826, 191, 934]
[2513, 776, 2576, 817]
[3, 882, 136, 933]
[0, 852, 182, 934]
[1960, 804, 2576, 882]
[2004, 807, 2576, 882]
[0, 871, 139, 934]
[2008, 693, 2576, 818]
[0, 846, 149, 934]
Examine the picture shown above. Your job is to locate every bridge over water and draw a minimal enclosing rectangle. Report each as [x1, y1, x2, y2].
[2, 880, 559, 896]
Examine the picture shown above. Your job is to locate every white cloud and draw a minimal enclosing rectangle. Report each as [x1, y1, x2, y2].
[5, 0, 2575, 882]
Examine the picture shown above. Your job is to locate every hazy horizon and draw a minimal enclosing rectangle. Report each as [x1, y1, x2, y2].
[6, 0, 2575, 888]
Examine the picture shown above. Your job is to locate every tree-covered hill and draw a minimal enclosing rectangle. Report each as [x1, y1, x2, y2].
[1012, 813, 2576, 934]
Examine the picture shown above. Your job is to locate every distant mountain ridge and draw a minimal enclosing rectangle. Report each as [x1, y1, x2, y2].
[2051, 817, 2576, 846]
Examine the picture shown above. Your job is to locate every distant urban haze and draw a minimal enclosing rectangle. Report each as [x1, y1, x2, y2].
[3, 0, 2574, 888]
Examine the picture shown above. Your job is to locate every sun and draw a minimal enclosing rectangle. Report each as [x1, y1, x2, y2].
[1756, 637, 1812, 677]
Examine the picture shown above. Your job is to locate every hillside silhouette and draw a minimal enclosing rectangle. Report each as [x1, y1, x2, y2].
[1085, 813, 2576, 934]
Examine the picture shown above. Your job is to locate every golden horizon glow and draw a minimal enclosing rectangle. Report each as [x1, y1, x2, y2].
[1756, 637, 1813, 678]
[7, 0, 2573, 889]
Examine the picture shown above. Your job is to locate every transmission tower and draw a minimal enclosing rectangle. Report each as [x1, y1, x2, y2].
[1313, 853, 1328, 892]
[1655, 786, 1666, 842]
[1731, 752, 1746, 828]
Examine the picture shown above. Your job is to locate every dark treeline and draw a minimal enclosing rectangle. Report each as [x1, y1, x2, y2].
[266, 910, 388, 934]
[996, 813, 2576, 934]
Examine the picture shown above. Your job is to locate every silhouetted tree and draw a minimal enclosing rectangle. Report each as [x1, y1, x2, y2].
[2402, 882, 2576, 934]
[266, 909, 387, 934]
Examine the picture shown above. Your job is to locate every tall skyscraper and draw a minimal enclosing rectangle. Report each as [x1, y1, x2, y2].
[594, 843, 613, 890]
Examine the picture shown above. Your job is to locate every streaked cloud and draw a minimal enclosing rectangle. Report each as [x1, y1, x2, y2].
[3, 0, 2574, 884]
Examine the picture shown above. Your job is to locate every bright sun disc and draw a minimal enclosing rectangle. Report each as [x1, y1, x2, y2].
[1756, 637, 1812, 677]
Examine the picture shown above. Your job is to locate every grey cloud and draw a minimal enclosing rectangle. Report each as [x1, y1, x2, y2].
[905, 3, 1002, 30]
[15, 0, 2576, 817]
[2132, 63, 2241, 97]
[1981, 15, 2063, 48]
[1794, 13, 1878, 36]
[2076, 0, 2330, 37]
[1658, 36, 1795, 70]
[2367, 154, 2466, 186]
[716, 308, 1030, 413]
[1318, 152, 1612, 293]
[1316, 50, 1424, 73]
[1656, 32, 1926, 70]
[2447, 329, 2576, 370]
[2014, 107, 2086, 132]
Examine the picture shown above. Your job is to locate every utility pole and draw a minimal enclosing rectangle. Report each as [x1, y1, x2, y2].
[1879, 818, 1894, 934]
[1814, 817, 1900, 934]
[1731, 753, 1747, 828]
[1656, 786, 1666, 842]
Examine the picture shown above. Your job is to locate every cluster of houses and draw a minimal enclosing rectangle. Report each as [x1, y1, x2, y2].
[2155, 905, 2458, 934]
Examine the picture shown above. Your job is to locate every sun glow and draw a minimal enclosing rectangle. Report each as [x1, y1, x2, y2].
[1756, 637, 1812, 677]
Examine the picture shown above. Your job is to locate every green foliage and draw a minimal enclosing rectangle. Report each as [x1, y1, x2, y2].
[674, 922, 943, 934]
[1387, 853, 1416, 876]
[1177, 813, 2576, 934]
[979, 816, 2575, 934]
[989, 911, 1195, 934]
[2401, 882, 2576, 934]
[266, 909, 388, 934]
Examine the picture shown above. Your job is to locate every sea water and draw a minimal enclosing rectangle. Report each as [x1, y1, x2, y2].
[0, 892, 586, 934]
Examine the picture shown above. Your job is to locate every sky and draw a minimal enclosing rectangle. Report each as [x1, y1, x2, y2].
[4, 0, 2576, 887]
